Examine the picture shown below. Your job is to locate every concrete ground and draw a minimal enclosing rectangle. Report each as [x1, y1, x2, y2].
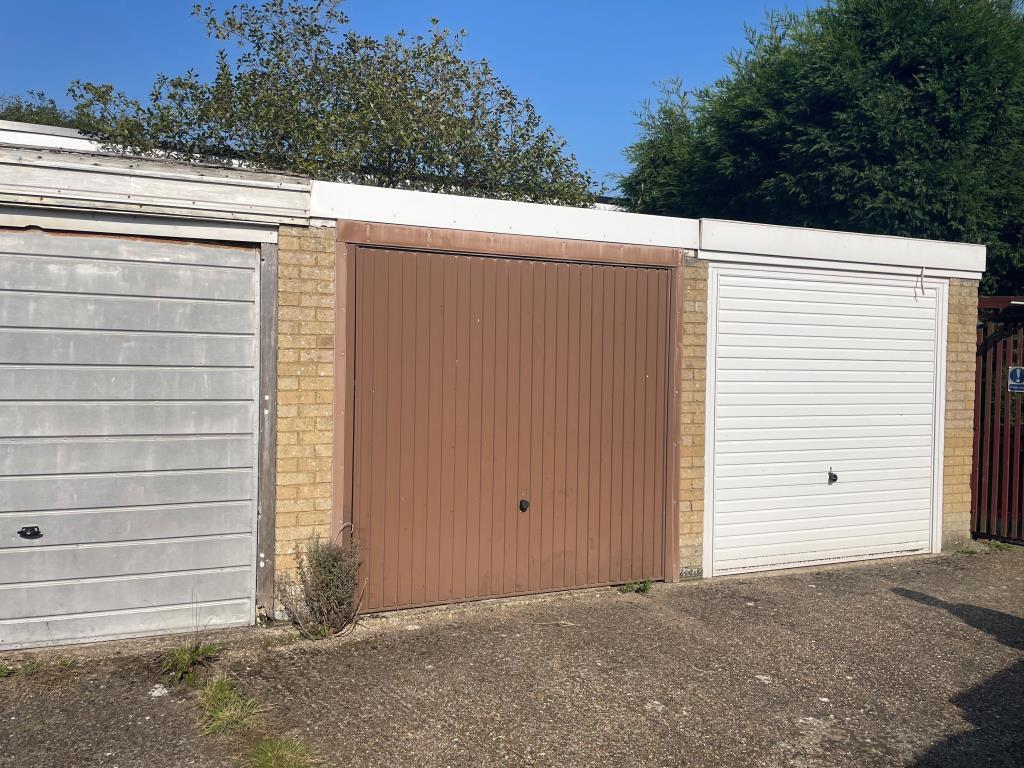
[2, 546, 1023, 768]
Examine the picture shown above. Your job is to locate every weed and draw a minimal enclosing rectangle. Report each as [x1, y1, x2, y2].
[161, 635, 220, 682]
[618, 579, 653, 594]
[258, 631, 302, 651]
[245, 737, 321, 768]
[960, 539, 1019, 554]
[0, 661, 41, 678]
[16, 661, 41, 676]
[986, 539, 1015, 551]
[277, 535, 362, 640]
[199, 676, 265, 735]
[54, 657, 77, 670]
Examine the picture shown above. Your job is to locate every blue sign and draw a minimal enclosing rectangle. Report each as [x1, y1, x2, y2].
[1010, 367, 1024, 393]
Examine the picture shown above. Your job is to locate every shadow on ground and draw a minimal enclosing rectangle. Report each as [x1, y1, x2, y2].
[895, 588, 1024, 767]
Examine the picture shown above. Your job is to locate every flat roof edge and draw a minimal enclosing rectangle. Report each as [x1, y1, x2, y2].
[310, 180, 700, 250]
[699, 218, 986, 275]
[0, 143, 310, 186]
[0, 119, 88, 139]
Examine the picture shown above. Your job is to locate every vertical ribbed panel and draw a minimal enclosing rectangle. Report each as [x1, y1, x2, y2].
[352, 247, 671, 610]
[973, 318, 1024, 542]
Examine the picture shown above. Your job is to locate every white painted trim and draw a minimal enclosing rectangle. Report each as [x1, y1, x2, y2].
[698, 249, 982, 280]
[0, 206, 278, 243]
[702, 266, 720, 578]
[0, 119, 89, 139]
[700, 219, 986, 277]
[0, 120, 99, 152]
[311, 180, 700, 248]
[931, 282, 949, 553]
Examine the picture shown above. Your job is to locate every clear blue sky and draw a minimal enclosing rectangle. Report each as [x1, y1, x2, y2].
[0, 1, 817, 189]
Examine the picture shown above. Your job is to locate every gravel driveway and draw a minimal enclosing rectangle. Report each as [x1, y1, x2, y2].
[2, 547, 1022, 767]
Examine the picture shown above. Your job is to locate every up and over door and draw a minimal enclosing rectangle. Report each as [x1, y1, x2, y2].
[0, 229, 260, 649]
[707, 265, 943, 575]
[345, 230, 678, 611]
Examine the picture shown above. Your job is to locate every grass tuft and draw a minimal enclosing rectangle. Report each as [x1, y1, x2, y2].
[0, 661, 41, 678]
[199, 676, 265, 735]
[618, 579, 653, 594]
[161, 635, 220, 682]
[985, 539, 1015, 551]
[244, 737, 321, 768]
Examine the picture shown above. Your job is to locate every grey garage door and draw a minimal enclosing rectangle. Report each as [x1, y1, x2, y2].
[0, 229, 259, 649]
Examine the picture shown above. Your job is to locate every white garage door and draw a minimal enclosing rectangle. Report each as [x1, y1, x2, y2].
[709, 265, 943, 575]
[0, 229, 259, 649]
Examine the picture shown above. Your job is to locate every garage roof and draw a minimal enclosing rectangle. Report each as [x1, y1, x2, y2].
[310, 180, 701, 250]
[700, 218, 986, 278]
[0, 121, 989, 272]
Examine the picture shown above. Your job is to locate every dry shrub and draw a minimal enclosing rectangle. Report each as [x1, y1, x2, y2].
[277, 535, 361, 639]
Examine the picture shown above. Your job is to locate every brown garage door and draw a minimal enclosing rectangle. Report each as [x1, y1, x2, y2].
[350, 244, 673, 610]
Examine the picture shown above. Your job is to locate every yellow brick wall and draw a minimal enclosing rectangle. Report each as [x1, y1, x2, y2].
[268, 240, 973, 578]
[678, 253, 708, 577]
[275, 225, 337, 575]
[942, 278, 979, 549]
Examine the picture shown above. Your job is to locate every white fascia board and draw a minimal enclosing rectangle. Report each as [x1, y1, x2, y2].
[0, 120, 100, 152]
[699, 218, 986, 276]
[311, 180, 700, 249]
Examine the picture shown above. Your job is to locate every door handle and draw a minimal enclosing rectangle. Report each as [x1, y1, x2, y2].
[17, 526, 42, 540]
[828, 468, 838, 485]
[519, 499, 530, 513]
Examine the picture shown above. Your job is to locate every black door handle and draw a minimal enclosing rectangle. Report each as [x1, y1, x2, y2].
[519, 499, 530, 513]
[828, 469, 838, 484]
[18, 526, 42, 540]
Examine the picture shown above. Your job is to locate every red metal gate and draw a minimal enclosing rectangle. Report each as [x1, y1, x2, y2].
[972, 297, 1024, 542]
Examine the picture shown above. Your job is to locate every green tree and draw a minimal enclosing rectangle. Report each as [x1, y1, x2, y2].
[0, 91, 91, 131]
[621, 0, 1024, 294]
[1, 1, 595, 205]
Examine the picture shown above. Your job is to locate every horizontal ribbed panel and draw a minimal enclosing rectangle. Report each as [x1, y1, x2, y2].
[0, 230, 257, 647]
[711, 268, 938, 574]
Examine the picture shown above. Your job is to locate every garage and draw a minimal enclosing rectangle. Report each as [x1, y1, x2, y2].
[0, 125, 989, 647]
[701, 220, 986, 576]
[0, 229, 261, 648]
[336, 222, 684, 610]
